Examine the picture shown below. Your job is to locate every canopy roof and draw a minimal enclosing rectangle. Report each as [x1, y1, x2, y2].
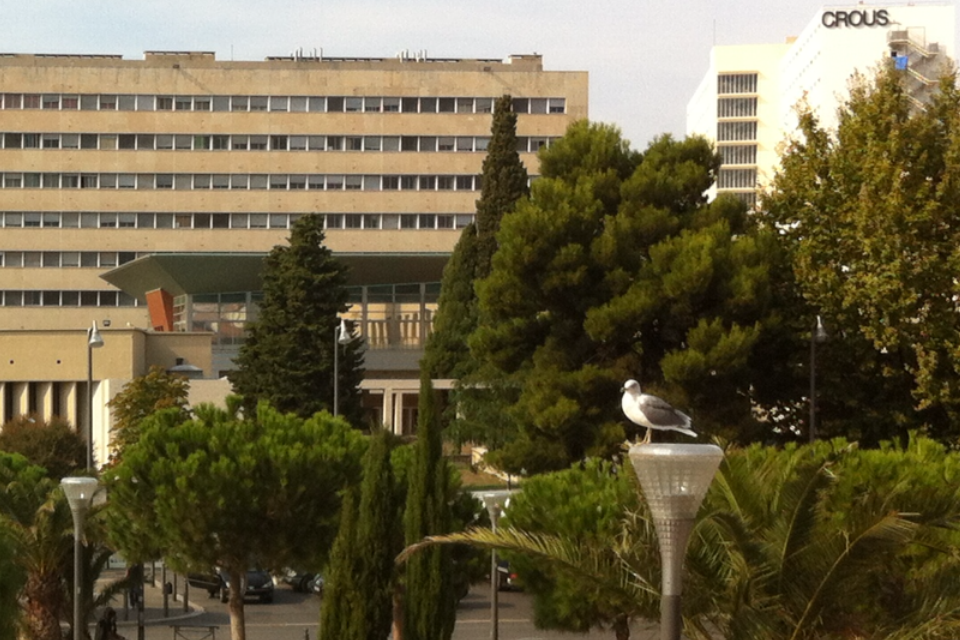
[101, 252, 450, 298]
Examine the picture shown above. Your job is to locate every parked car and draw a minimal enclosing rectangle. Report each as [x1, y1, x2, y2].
[187, 571, 223, 598]
[307, 573, 324, 596]
[496, 561, 522, 591]
[219, 567, 275, 603]
[279, 568, 316, 593]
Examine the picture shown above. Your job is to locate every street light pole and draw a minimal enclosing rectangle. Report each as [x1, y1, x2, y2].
[809, 315, 827, 443]
[332, 317, 351, 417]
[628, 444, 723, 640]
[86, 321, 104, 471]
[61, 477, 99, 640]
[481, 490, 515, 640]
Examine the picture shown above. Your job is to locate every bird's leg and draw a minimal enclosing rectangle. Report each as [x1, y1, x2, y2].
[642, 428, 652, 445]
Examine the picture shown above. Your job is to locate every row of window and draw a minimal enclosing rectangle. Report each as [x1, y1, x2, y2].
[717, 168, 758, 190]
[0, 290, 139, 307]
[0, 211, 475, 230]
[717, 121, 758, 142]
[0, 132, 555, 153]
[0, 172, 486, 192]
[0, 93, 567, 115]
[717, 97, 757, 119]
[0, 251, 141, 268]
[717, 74, 758, 95]
[719, 144, 757, 166]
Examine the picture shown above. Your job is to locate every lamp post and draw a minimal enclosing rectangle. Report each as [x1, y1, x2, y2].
[629, 444, 723, 640]
[332, 317, 352, 417]
[481, 490, 515, 640]
[809, 315, 828, 443]
[61, 477, 99, 640]
[86, 321, 104, 471]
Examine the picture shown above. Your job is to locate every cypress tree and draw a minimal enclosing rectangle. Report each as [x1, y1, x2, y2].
[229, 214, 364, 422]
[321, 430, 401, 640]
[402, 369, 456, 640]
[423, 94, 528, 379]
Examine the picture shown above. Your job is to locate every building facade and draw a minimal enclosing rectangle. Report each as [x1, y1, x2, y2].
[686, 3, 955, 205]
[0, 51, 587, 453]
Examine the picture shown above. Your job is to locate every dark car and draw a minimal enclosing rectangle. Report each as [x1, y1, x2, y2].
[219, 568, 274, 603]
[187, 571, 224, 598]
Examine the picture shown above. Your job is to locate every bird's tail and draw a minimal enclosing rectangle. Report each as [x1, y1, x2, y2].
[675, 411, 696, 438]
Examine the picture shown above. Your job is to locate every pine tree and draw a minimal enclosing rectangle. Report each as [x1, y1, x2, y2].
[423, 95, 528, 379]
[402, 370, 456, 640]
[321, 430, 401, 640]
[229, 214, 364, 422]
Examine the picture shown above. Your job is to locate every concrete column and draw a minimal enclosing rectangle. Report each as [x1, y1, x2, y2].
[12, 382, 29, 417]
[393, 392, 406, 435]
[380, 389, 394, 434]
[37, 382, 54, 422]
[0, 382, 6, 425]
[60, 382, 79, 429]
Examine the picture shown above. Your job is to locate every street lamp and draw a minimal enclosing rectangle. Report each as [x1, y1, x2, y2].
[86, 321, 104, 471]
[481, 490, 515, 640]
[628, 443, 723, 640]
[332, 317, 352, 417]
[61, 477, 99, 640]
[809, 315, 828, 443]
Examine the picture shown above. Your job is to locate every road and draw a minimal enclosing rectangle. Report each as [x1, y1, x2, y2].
[111, 578, 658, 640]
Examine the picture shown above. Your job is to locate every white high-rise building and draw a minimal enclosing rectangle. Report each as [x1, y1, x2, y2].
[687, 3, 956, 205]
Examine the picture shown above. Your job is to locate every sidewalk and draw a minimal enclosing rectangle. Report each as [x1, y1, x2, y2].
[96, 569, 205, 628]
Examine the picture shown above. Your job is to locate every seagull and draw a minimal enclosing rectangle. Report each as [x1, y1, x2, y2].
[620, 379, 696, 444]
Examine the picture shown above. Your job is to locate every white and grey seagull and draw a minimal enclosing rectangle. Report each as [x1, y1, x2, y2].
[620, 379, 696, 444]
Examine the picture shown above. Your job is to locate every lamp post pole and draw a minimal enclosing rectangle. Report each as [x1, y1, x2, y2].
[61, 477, 99, 640]
[86, 321, 104, 471]
[629, 444, 723, 640]
[333, 317, 351, 417]
[809, 315, 827, 443]
[481, 490, 515, 640]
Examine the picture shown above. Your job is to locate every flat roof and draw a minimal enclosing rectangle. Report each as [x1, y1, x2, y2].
[100, 252, 449, 299]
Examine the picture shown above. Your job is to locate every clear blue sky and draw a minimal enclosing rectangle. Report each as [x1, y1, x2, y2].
[2, 0, 953, 148]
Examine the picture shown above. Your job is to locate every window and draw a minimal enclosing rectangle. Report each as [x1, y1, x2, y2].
[345, 176, 362, 190]
[213, 96, 230, 111]
[455, 176, 474, 190]
[345, 214, 363, 228]
[194, 97, 211, 111]
[363, 175, 380, 190]
[250, 213, 268, 228]
[720, 145, 757, 165]
[289, 136, 307, 150]
[326, 175, 343, 190]
[81, 134, 98, 149]
[382, 136, 400, 151]
[308, 136, 325, 151]
[456, 137, 473, 152]
[717, 121, 757, 141]
[23, 134, 40, 148]
[419, 137, 437, 152]
[212, 135, 230, 150]
[175, 96, 192, 111]
[3, 174, 22, 188]
[42, 95, 60, 109]
[231, 135, 249, 150]
[3, 133, 21, 148]
[269, 175, 288, 189]
[437, 137, 455, 151]
[156, 96, 173, 110]
[438, 98, 456, 113]
[400, 214, 418, 229]
[212, 175, 230, 189]
[717, 97, 757, 118]
[249, 96, 268, 111]
[476, 97, 493, 113]
[512, 98, 529, 113]
[401, 97, 418, 113]
[100, 213, 117, 228]
[61, 175, 79, 188]
[456, 98, 474, 113]
[156, 134, 174, 150]
[308, 97, 325, 112]
[718, 74, 758, 95]
[249, 136, 267, 150]
[118, 135, 136, 150]
[383, 97, 400, 112]
[194, 174, 211, 189]
[118, 95, 136, 110]
[401, 136, 418, 152]
[288, 175, 306, 189]
[231, 96, 248, 111]
[99, 95, 117, 110]
[420, 98, 437, 113]
[137, 134, 155, 149]
[44, 252, 61, 267]
[345, 97, 362, 112]
[530, 98, 548, 114]
[194, 136, 210, 150]
[437, 176, 455, 190]
[117, 174, 136, 189]
[23, 94, 40, 108]
[24, 213, 41, 227]
[81, 174, 98, 188]
[346, 137, 363, 151]
[290, 96, 308, 112]
[400, 175, 417, 190]
[382, 176, 399, 190]
[62, 133, 80, 149]
[364, 97, 382, 112]
[137, 95, 154, 110]
[3, 94, 22, 109]
[270, 96, 288, 112]
[548, 98, 566, 113]
[419, 176, 436, 190]
[175, 135, 192, 150]
[717, 168, 757, 190]
[231, 175, 249, 189]
[270, 135, 288, 150]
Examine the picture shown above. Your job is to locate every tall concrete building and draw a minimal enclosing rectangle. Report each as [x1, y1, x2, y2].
[0, 50, 587, 460]
[686, 3, 955, 205]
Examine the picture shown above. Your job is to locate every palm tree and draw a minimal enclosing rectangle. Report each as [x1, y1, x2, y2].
[403, 440, 960, 640]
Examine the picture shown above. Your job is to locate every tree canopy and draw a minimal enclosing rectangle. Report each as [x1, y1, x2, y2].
[460, 121, 790, 472]
[762, 63, 960, 443]
[0, 415, 85, 479]
[106, 365, 190, 463]
[103, 402, 366, 640]
[229, 214, 364, 422]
